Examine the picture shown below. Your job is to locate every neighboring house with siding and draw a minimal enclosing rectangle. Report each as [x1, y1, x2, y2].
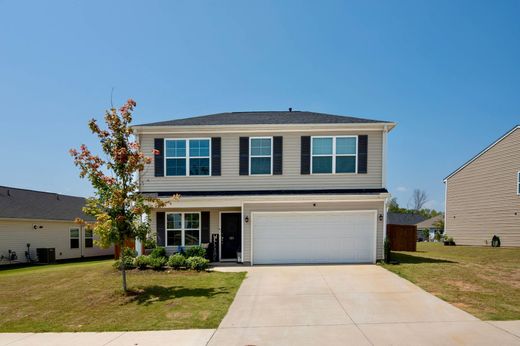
[444, 125, 520, 247]
[134, 110, 395, 265]
[0, 186, 113, 264]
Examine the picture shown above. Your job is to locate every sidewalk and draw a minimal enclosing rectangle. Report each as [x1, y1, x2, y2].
[0, 330, 215, 346]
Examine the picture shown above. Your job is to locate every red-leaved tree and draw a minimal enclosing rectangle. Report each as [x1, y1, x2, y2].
[70, 99, 164, 292]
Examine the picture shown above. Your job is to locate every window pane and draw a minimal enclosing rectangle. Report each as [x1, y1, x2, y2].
[70, 239, 79, 249]
[85, 230, 93, 238]
[251, 157, 271, 174]
[189, 139, 209, 157]
[312, 156, 333, 173]
[312, 138, 333, 155]
[189, 158, 210, 176]
[85, 239, 93, 248]
[251, 138, 271, 156]
[185, 213, 200, 229]
[167, 213, 182, 230]
[165, 140, 186, 157]
[336, 156, 356, 173]
[166, 158, 186, 176]
[70, 228, 79, 238]
[167, 230, 182, 246]
[185, 230, 200, 246]
[336, 137, 357, 155]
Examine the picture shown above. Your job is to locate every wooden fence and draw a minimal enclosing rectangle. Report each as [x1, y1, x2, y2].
[386, 224, 417, 251]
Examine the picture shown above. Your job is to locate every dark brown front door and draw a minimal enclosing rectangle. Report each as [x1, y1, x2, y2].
[221, 213, 241, 259]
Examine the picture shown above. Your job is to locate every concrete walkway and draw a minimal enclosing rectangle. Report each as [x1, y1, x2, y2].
[0, 330, 215, 346]
[1, 265, 519, 345]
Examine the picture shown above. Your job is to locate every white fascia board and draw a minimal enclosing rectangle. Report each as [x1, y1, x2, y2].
[132, 122, 397, 135]
[154, 193, 389, 209]
[444, 125, 520, 182]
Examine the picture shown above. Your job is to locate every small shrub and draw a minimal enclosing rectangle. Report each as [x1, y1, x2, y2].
[186, 245, 206, 258]
[149, 256, 167, 270]
[168, 253, 187, 269]
[122, 247, 138, 258]
[143, 236, 157, 250]
[150, 246, 167, 259]
[113, 257, 135, 270]
[383, 238, 391, 263]
[186, 256, 209, 271]
[134, 255, 150, 270]
[491, 235, 501, 247]
[113, 247, 137, 270]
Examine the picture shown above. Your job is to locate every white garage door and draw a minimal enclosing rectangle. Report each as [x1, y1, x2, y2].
[252, 211, 376, 264]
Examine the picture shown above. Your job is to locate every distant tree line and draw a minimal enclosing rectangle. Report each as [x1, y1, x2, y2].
[388, 189, 443, 219]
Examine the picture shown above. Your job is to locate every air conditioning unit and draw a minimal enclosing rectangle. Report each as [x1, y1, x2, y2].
[36, 248, 56, 264]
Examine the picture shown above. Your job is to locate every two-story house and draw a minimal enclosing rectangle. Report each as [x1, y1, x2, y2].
[134, 110, 396, 265]
[444, 125, 520, 247]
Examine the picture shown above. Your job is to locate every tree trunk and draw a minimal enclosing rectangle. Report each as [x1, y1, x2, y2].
[119, 241, 127, 293]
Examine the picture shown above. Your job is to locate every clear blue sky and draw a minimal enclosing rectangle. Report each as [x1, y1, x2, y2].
[1, 0, 519, 211]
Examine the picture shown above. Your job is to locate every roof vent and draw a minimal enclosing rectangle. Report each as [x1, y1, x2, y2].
[288, 107, 292, 112]
[56, 194, 60, 200]
[7, 189, 10, 197]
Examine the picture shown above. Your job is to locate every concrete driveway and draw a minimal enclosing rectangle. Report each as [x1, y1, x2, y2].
[210, 265, 520, 345]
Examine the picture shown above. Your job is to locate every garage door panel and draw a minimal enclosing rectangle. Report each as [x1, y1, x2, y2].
[252, 211, 376, 264]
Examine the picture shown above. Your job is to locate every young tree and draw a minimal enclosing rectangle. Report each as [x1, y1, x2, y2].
[70, 99, 164, 293]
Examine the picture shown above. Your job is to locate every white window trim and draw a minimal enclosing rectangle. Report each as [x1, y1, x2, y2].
[249, 136, 273, 176]
[310, 135, 358, 175]
[165, 212, 202, 247]
[69, 227, 80, 249]
[164, 138, 212, 177]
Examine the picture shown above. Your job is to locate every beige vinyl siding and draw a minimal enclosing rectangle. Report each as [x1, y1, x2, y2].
[150, 207, 241, 255]
[0, 219, 113, 264]
[242, 200, 385, 262]
[139, 130, 383, 192]
[445, 128, 520, 247]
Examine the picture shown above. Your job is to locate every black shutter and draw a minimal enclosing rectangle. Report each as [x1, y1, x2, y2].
[273, 136, 283, 175]
[211, 137, 221, 176]
[154, 138, 164, 177]
[201, 211, 210, 243]
[156, 212, 165, 246]
[358, 135, 368, 174]
[239, 137, 249, 175]
[301, 136, 311, 174]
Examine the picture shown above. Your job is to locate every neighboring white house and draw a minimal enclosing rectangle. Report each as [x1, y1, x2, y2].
[133, 110, 396, 265]
[0, 186, 113, 264]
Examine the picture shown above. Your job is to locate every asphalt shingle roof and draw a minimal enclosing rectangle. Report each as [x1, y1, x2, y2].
[0, 186, 94, 221]
[136, 111, 391, 127]
[387, 212, 427, 226]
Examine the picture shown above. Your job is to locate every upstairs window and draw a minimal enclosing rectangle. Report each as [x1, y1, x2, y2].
[166, 212, 201, 247]
[311, 136, 357, 174]
[250, 137, 272, 175]
[70, 228, 80, 249]
[84, 229, 93, 248]
[165, 139, 210, 176]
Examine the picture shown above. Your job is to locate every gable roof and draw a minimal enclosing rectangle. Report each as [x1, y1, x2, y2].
[135, 111, 393, 127]
[416, 215, 443, 229]
[387, 212, 426, 226]
[444, 125, 520, 181]
[0, 186, 93, 222]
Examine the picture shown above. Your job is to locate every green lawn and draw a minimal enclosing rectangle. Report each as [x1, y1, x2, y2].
[381, 243, 520, 320]
[0, 260, 245, 332]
